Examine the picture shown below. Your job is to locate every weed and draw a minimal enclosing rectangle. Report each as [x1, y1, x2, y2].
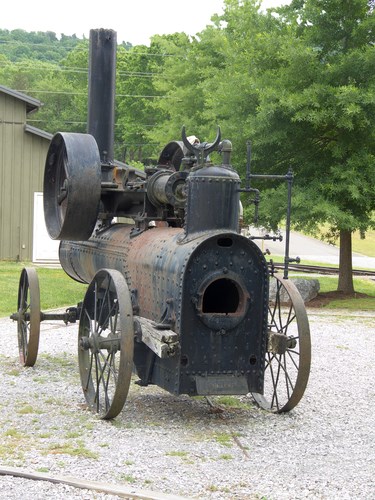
[36, 467, 50, 473]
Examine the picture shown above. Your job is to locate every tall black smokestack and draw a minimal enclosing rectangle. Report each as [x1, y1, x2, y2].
[87, 28, 117, 163]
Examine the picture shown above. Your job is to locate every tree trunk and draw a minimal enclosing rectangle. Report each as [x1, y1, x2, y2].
[337, 229, 355, 294]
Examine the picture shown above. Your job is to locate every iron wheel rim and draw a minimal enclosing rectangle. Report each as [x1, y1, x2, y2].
[252, 274, 311, 413]
[17, 267, 41, 367]
[78, 269, 134, 419]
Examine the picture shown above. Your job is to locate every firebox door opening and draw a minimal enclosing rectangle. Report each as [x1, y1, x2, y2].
[202, 278, 241, 315]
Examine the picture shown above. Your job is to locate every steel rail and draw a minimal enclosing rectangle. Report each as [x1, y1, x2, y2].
[272, 263, 375, 277]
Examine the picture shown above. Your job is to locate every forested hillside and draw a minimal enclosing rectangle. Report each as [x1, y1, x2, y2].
[1, 0, 374, 292]
[0, 29, 82, 62]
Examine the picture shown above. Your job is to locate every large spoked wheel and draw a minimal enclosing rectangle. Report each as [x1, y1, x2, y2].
[252, 274, 311, 413]
[16, 268, 41, 367]
[78, 269, 134, 419]
[44, 132, 101, 241]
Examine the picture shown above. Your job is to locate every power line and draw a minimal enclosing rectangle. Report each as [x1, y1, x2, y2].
[16, 89, 173, 98]
[28, 119, 157, 127]
[0, 61, 168, 78]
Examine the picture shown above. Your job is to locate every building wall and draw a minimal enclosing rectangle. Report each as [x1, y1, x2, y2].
[0, 93, 50, 260]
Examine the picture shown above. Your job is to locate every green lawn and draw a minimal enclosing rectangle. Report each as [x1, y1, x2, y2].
[0, 261, 86, 318]
[310, 275, 375, 311]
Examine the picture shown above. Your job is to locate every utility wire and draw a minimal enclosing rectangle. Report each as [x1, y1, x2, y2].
[0, 61, 168, 78]
[16, 89, 173, 98]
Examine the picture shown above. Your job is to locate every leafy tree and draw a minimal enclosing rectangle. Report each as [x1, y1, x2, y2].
[116, 33, 196, 161]
[249, 0, 375, 293]
[148, 29, 232, 147]
[203, 0, 375, 294]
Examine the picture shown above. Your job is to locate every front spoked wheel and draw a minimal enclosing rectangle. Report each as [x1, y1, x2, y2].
[78, 269, 134, 419]
[252, 274, 311, 413]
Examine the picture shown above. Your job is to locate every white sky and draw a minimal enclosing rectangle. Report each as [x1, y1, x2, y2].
[1, 0, 289, 46]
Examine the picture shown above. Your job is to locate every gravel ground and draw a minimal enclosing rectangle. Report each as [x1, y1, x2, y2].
[0, 309, 374, 500]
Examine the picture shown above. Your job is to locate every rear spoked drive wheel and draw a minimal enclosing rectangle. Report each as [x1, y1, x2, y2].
[252, 274, 311, 413]
[78, 269, 134, 419]
[16, 267, 41, 367]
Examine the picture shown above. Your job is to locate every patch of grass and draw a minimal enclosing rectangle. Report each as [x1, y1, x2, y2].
[213, 432, 232, 448]
[0, 261, 86, 318]
[0, 443, 25, 462]
[4, 429, 23, 439]
[119, 474, 136, 484]
[40, 353, 76, 369]
[36, 467, 50, 473]
[336, 345, 349, 350]
[207, 485, 219, 492]
[166, 450, 188, 458]
[65, 431, 82, 439]
[33, 376, 49, 384]
[38, 432, 53, 439]
[45, 440, 99, 459]
[7, 368, 22, 377]
[17, 405, 42, 415]
[218, 453, 234, 460]
[44, 397, 64, 405]
[215, 396, 248, 409]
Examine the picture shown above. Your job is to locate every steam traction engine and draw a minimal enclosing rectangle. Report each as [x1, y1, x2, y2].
[12, 29, 311, 419]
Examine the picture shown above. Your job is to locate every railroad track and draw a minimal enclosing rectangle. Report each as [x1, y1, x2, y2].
[272, 263, 375, 277]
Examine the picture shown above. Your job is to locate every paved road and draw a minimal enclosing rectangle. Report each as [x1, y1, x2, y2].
[250, 230, 375, 270]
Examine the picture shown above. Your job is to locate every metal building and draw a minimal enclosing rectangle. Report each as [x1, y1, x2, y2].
[0, 84, 53, 261]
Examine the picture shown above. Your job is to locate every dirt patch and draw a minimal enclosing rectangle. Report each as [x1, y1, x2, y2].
[307, 291, 370, 307]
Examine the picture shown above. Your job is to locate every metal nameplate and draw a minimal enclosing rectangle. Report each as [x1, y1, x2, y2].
[195, 374, 249, 395]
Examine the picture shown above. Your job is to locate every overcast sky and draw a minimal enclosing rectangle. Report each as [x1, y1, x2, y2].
[1, 0, 289, 46]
